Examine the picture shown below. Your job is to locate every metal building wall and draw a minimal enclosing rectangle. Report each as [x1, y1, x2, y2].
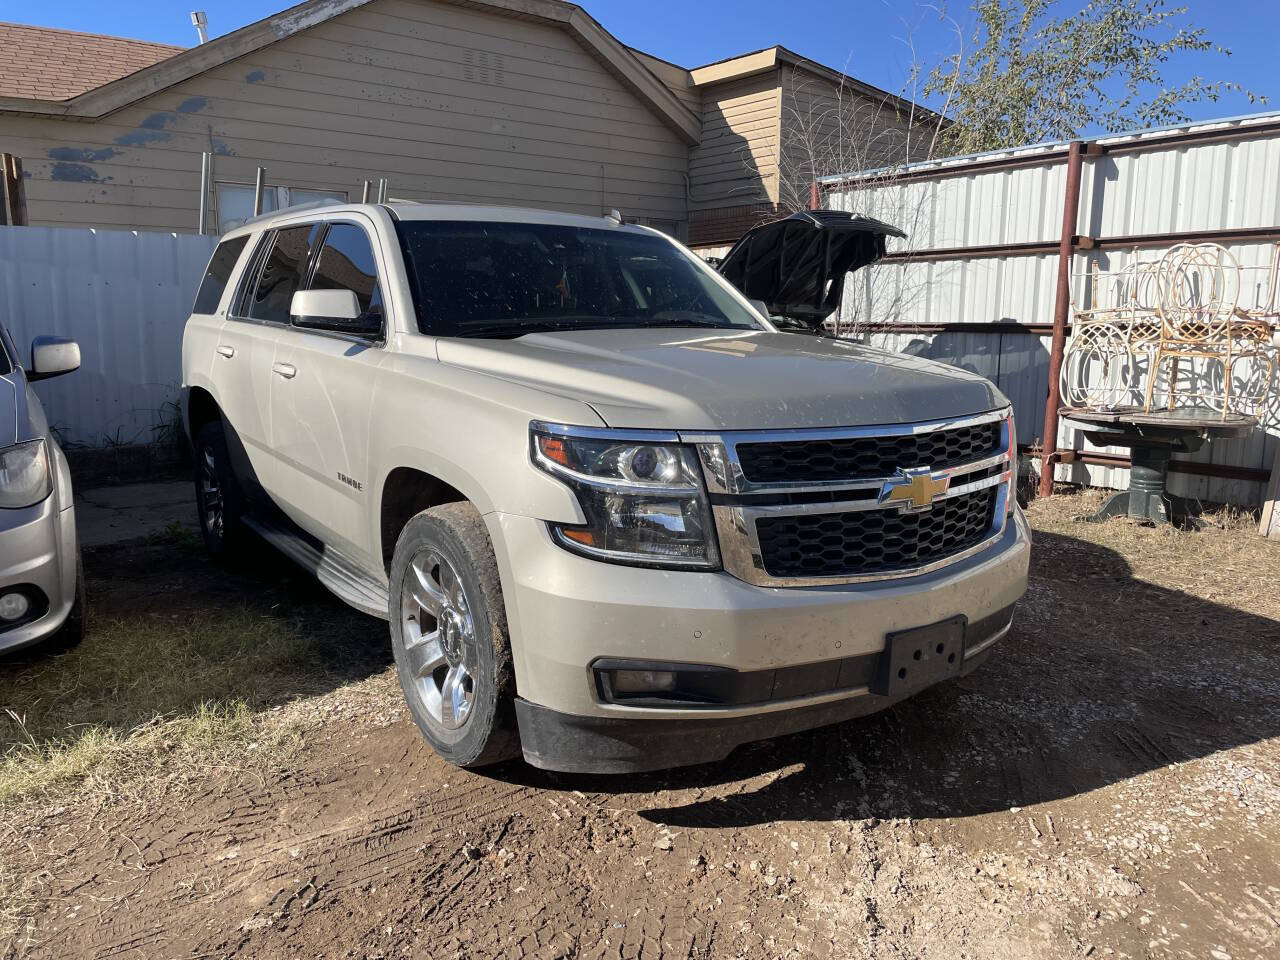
[825, 113, 1280, 506]
[0, 225, 217, 447]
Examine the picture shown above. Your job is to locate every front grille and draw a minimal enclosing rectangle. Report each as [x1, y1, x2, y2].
[754, 488, 997, 579]
[736, 421, 1001, 485]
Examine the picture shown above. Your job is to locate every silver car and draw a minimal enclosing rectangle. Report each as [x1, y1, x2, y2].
[0, 323, 84, 654]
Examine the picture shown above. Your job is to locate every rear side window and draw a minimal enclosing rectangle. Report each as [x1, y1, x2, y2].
[192, 236, 248, 315]
[247, 225, 314, 325]
[309, 224, 384, 327]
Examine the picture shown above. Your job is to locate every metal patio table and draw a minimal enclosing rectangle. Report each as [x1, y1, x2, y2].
[1061, 407, 1258, 527]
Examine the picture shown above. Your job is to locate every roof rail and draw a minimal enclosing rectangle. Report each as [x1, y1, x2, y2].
[235, 196, 348, 229]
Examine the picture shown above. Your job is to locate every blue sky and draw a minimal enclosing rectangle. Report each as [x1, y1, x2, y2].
[17, 0, 1276, 127]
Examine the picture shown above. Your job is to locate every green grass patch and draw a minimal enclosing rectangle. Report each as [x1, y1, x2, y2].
[0, 607, 369, 807]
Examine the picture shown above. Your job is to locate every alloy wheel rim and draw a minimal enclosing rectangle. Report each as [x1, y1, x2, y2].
[400, 549, 477, 730]
[199, 448, 223, 540]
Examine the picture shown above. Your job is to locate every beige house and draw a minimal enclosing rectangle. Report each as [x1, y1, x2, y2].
[0, 0, 939, 250]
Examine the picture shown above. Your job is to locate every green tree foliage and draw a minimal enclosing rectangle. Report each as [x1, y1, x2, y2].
[926, 0, 1266, 153]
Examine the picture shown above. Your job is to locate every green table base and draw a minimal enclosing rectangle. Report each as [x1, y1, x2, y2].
[1063, 408, 1257, 529]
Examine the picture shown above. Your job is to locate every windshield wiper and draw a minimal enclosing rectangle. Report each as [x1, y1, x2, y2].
[455, 318, 624, 339]
[454, 312, 741, 339]
[640, 310, 737, 328]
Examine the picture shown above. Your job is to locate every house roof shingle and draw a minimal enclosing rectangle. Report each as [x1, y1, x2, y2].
[0, 21, 183, 101]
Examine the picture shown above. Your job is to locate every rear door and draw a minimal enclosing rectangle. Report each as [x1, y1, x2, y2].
[184, 233, 250, 429]
[217, 224, 316, 502]
[269, 219, 388, 566]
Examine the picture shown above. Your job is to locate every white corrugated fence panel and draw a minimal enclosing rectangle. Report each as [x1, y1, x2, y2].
[0, 226, 216, 447]
[830, 111, 1280, 507]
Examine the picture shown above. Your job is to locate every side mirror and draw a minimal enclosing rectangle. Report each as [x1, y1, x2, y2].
[748, 299, 771, 321]
[29, 336, 81, 381]
[290, 289, 380, 336]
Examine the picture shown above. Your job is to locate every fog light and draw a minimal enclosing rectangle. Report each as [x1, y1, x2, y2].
[611, 669, 678, 694]
[0, 592, 29, 622]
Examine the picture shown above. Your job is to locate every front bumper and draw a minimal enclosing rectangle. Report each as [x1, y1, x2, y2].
[490, 506, 1031, 772]
[0, 493, 78, 654]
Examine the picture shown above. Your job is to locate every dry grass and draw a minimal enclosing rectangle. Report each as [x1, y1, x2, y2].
[1026, 489, 1280, 623]
[0, 531, 395, 952]
[0, 607, 365, 810]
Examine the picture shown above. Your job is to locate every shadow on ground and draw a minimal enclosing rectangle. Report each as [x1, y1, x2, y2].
[5, 517, 1276, 827]
[0, 531, 391, 750]
[502, 528, 1280, 823]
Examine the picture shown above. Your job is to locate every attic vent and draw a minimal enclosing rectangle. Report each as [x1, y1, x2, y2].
[462, 49, 505, 86]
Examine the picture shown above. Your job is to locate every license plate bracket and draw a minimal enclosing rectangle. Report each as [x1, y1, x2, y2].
[870, 616, 967, 697]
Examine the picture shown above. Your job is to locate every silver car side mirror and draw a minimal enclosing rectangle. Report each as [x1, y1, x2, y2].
[29, 336, 81, 381]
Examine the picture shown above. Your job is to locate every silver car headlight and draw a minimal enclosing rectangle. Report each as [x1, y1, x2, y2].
[0, 439, 52, 509]
[531, 423, 720, 569]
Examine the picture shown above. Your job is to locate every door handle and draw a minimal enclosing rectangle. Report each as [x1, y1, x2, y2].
[272, 362, 297, 379]
[216, 344, 235, 358]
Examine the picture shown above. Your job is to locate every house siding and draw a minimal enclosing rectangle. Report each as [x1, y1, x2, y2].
[778, 63, 936, 210]
[628, 49, 700, 114]
[688, 71, 780, 213]
[0, 0, 691, 232]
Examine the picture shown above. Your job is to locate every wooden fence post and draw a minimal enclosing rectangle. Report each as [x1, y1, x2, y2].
[1261, 445, 1280, 539]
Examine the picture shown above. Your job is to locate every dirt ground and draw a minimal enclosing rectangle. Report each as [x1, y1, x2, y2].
[3, 490, 1279, 960]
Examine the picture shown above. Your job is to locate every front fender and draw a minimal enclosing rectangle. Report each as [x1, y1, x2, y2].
[367, 353, 600, 527]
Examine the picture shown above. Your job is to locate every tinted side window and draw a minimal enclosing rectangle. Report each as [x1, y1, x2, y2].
[192, 236, 249, 315]
[309, 224, 383, 327]
[247, 226, 314, 325]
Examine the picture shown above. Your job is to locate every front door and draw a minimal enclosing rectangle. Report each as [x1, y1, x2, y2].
[269, 221, 387, 567]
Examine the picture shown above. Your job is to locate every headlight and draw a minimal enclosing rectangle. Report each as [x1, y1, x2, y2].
[0, 439, 52, 509]
[531, 423, 720, 569]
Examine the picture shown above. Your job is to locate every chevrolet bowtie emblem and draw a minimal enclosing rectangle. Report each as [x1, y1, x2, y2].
[879, 467, 949, 512]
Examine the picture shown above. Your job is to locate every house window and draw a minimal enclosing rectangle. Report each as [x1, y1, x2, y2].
[214, 182, 346, 233]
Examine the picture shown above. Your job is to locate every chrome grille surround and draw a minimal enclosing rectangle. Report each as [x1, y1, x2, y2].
[682, 408, 1015, 587]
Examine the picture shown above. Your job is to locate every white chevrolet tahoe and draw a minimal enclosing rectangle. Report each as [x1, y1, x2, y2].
[181, 202, 1030, 773]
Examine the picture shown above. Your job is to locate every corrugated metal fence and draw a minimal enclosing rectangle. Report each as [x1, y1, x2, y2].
[0, 226, 216, 448]
[825, 112, 1280, 506]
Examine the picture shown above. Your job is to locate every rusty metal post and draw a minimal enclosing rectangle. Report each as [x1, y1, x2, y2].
[1038, 140, 1087, 498]
[1, 154, 26, 226]
[809, 180, 820, 210]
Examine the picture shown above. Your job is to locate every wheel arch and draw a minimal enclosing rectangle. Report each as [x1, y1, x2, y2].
[378, 466, 469, 574]
[185, 385, 221, 445]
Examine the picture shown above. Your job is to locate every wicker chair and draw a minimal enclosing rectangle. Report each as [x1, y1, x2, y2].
[1143, 243, 1275, 418]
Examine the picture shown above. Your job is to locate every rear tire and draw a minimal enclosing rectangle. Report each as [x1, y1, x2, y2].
[389, 502, 520, 768]
[193, 420, 248, 559]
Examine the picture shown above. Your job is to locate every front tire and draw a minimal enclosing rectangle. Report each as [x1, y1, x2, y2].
[193, 420, 248, 559]
[389, 502, 520, 768]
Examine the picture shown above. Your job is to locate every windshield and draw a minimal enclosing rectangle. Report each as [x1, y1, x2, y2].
[395, 220, 764, 338]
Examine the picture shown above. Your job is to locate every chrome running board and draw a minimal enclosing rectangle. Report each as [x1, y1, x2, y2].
[243, 515, 390, 620]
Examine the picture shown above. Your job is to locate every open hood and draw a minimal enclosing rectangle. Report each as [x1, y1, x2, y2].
[716, 210, 905, 331]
